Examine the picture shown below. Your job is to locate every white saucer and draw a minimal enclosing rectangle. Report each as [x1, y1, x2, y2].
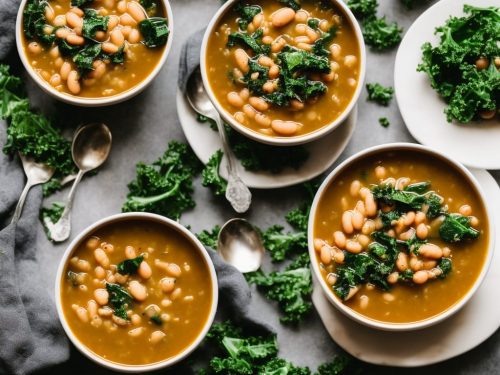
[176, 89, 357, 189]
[312, 169, 500, 367]
[394, 0, 500, 170]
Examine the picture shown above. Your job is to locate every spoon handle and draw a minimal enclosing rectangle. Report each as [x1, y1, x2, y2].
[10, 180, 33, 224]
[50, 169, 85, 242]
[213, 112, 252, 213]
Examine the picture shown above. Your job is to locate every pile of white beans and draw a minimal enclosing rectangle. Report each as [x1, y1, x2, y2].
[26, 0, 149, 95]
[314, 165, 480, 307]
[67, 236, 194, 345]
[219, 5, 358, 136]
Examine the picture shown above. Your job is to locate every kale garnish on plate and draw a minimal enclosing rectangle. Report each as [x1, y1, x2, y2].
[417, 5, 500, 123]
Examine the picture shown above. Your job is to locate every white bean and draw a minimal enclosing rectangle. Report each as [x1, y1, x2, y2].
[128, 280, 147, 301]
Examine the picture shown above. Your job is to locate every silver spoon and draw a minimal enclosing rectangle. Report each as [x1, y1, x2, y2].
[11, 154, 55, 224]
[185, 67, 252, 214]
[49, 123, 112, 242]
[217, 218, 265, 273]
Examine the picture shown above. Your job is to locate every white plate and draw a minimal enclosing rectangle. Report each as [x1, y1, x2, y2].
[312, 169, 500, 367]
[394, 0, 500, 170]
[176, 89, 357, 189]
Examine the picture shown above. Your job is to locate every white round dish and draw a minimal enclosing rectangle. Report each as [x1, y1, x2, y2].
[54, 213, 218, 373]
[394, 0, 500, 170]
[16, 0, 174, 107]
[312, 168, 500, 367]
[199, 0, 366, 146]
[308, 143, 495, 331]
[176, 89, 357, 189]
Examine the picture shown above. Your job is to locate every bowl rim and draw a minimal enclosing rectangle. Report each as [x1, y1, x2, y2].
[54, 212, 219, 372]
[199, 0, 366, 146]
[307, 142, 496, 331]
[15, 0, 174, 107]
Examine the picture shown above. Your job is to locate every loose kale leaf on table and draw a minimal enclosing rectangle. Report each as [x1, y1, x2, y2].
[202, 149, 228, 196]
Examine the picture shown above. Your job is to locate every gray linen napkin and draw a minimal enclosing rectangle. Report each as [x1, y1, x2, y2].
[0, 130, 70, 375]
[0, 0, 19, 61]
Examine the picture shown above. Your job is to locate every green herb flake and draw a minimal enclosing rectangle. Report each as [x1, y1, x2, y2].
[139, 17, 169, 48]
[117, 255, 144, 275]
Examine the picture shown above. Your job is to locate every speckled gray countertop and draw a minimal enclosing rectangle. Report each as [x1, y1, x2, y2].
[4, 0, 500, 374]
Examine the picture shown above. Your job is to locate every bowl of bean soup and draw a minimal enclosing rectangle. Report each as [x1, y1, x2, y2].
[55, 213, 218, 371]
[308, 143, 494, 331]
[16, 0, 173, 106]
[201, 0, 365, 145]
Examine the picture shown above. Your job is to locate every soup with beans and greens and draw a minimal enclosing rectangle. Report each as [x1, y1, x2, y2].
[206, 0, 361, 138]
[21, 0, 169, 97]
[61, 219, 213, 365]
[313, 150, 489, 323]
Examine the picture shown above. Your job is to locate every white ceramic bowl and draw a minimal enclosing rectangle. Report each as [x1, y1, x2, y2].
[200, 0, 366, 146]
[55, 213, 218, 372]
[308, 143, 496, 331]
[16, 0, 174, 107]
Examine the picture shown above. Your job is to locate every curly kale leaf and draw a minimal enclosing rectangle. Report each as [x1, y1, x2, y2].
[362, 16, 402, 50]
[312, 26, 338, 57]
[122, 141, 202, 220]
[139, 17, 170, 47]
[439, 213, 479, 243]
[262, 225, 307, 262]
[202, 149, 228, 196]
[106, 282, 132, 320]
[196, 225, 221, 249]
[227, 29, 270, 55]
[234, 3, 262, 30]
[347, 0, 377, 19]
[73, 43, 102, 72]
[277, 0, 301, 11]
[117, 255, 144, 275]
[366, 83, 394, 106]
[82, 9, 108, 40]
[260, 358, 311, 375]
[246, 265, 312, 324]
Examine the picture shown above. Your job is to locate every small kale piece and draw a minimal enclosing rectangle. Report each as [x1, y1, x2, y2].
[439, 214, 479, 243]
[277, 0, 301, 11]
[139, 17, 169, 48]
[243, 58, 269, 96]
[404, 181, 431, 194]
[122, 141, 202, 220]
[73, 43, 102, 72]
[317, 356, 358, 375]
[40, 202, 64, 239]
[366, 83, 394, 105]
[234, 3, 262, 30]
[347, 0, 378, 19]
[260, 358, 311, 374]
[279, 48, 330, 74]
[106, 282, 132, 320]
[101, 45, 125, 64]
[23, 0, 48, 39]
[57, 38, 82, 56]
[227, 29, 269, 55]
[378, 117, 390, 127]
[202, 149, 227, 196]
[262, 225, 307, 262]
[246, 265, 312, 324]
[82, 9, 108, 39]
[150, 314, 162, 325]
[117, 255, 144, 275]
[363, 16, 402, 50]
[438, 258, 452, 277]
[197, 225, 221, 249]
[425, 193, 445, 219]
[71, 0, 92, 6]
[140, 0, 157, 12]
[312, 26, 337, 56]
[308, 18, 320, 30]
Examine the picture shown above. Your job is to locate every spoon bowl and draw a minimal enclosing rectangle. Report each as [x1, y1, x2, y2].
[72, 123, 113, 172]
[217, 218, 264, 273]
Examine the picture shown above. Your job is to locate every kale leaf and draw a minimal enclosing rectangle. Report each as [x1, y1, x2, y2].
[73, 43, 102, 72]
[106, 282, 132, 320]
[277, 0, 301, 11]
[197, 225, 221, 249]
[71, 0, 92, 6]
[243, 58, 269, 96]
[378, 117, 390, 127]
[262, 225, 307, 262]
[439, 214, 479, 243]
[279, 48, 330, 74]
[227, 29, 269, 55]
[139, 17, 170, 47]
[347, 0, 378, 19]
[23, 0, 48, 40]
[0, 65, 77, 193]
[202, 149, 228, 196]
[362, 16, 402, 50]
[246, 265, 313, 324]
[40, 202, 64, 239]
[312, 26, 337, 57]
[417, 5, 500, 123]
[82, 9, 108, 39]
[117, 255, 144, 275]
[234, 3, 262, 30]
[122, 141, 202, 220]
[366, 83, 394, 106]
